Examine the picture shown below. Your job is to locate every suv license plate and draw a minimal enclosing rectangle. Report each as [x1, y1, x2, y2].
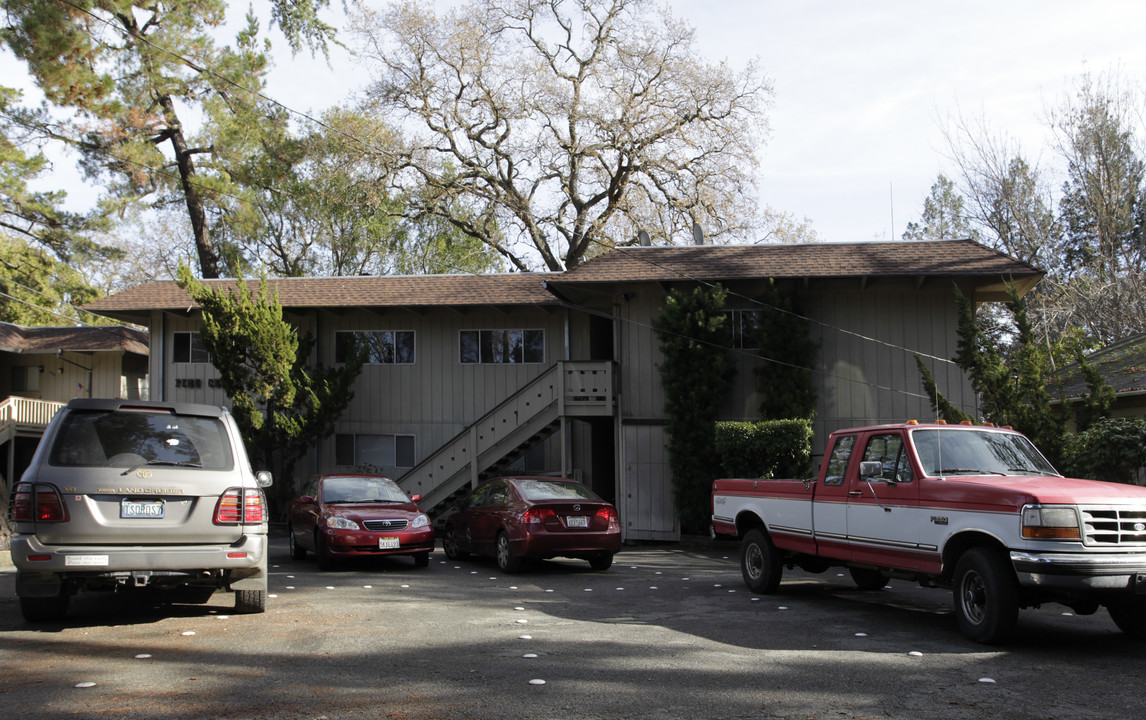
[567, 516, 589, 528]
[379, 537, 400, 549]
[121, 499, 165, 519]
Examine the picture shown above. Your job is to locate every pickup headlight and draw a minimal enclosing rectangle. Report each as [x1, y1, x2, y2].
[326, 516, 359, 530]
[1021, 505, 1081, 539]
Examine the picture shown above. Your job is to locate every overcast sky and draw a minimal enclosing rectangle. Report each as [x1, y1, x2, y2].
[7, 0, 1146, 249]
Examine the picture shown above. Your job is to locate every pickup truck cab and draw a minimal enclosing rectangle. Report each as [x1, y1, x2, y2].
[712, 421, 1146, 643]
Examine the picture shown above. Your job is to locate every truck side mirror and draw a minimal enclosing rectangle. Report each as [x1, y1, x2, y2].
[859, 461, 885, 480]
[255, 470, 273, 488]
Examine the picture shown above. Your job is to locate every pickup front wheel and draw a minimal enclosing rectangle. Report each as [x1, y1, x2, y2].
[953, 548, 1019, 644]
[741, 528, 783, 594]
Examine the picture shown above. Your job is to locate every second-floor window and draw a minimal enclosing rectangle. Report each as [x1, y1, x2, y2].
[724, 309, 762, 349]
[459, 329, 545, 364]
[173, 332, 210, 364]
[335, 331, 415, 364]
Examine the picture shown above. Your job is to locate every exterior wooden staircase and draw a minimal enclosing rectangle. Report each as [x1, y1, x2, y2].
[397, 361, 614, 515]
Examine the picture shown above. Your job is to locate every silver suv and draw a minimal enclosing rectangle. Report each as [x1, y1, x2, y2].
[8, 398, 271, 621]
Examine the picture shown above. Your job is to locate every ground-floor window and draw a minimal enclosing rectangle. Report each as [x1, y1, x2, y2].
[335, 433, 416, 469]
[173, 331, 210, 363]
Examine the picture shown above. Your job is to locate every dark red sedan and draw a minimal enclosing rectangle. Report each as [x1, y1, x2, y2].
[288, 474, 435, 570]
[442, 477, 621, 572]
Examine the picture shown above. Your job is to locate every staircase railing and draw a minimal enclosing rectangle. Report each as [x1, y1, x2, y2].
[398, 361, 613, 513]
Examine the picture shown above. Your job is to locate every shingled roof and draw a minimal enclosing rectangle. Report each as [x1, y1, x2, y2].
[557, 239, 1042, 284]
[83, 272, 562, 324]
[84, 240, 1044, 324]
[1053, 332, 1146, 399]
[0, 322, 149, 355]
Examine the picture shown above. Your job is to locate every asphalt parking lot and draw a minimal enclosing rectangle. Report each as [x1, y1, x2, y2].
[3, 537, 1146, 720]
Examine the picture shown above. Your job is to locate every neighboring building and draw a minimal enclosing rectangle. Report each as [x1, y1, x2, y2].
[0, 321, 150, 489]
[1053, 331, 1146, 425]
[84, 239, 1042, 540]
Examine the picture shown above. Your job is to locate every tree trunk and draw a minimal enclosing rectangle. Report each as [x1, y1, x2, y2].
[158, 95, 222, 279]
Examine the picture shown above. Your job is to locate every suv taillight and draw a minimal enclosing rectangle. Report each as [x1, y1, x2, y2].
[214, 488, 267, 525]
[10, 482, 69, 523]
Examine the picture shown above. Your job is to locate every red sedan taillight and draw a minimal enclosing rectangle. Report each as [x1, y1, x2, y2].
[214, 488, 267, 524]
[596, 506, 620, 532]
[523, 508, 557, 524]
[10, 482, 68, 523]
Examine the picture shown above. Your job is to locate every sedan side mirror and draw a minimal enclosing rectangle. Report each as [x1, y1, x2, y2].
[298, 495, 316, 505]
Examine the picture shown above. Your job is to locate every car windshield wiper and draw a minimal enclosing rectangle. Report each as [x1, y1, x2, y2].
[937, 467, 1006, 476]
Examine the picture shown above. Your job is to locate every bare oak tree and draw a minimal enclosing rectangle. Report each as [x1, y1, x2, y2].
[351, 0, 773, 271]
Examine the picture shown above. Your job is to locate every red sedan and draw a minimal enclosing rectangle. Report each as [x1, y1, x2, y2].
[288, 474, 435, 570]
[442, 477, 621, 572]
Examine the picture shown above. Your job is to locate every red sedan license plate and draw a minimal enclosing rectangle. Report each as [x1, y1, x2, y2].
[121, 498, 165, 519]
[567, 515, 589, 528]
[378, 537, 400, 549]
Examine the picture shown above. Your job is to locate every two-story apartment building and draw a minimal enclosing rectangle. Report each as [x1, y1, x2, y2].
[84, 239, 1042, 540]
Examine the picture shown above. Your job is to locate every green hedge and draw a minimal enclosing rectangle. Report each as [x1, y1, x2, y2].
[1060, 418, 1146, 484]
[715, 419, 814, 479]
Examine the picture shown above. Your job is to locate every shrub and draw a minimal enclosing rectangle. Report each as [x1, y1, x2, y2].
[1060, 418, 1146, 484]
[716, 419, 814, 479]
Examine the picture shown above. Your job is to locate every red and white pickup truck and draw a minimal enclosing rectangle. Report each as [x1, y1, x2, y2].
[711, 421, 1146, 643]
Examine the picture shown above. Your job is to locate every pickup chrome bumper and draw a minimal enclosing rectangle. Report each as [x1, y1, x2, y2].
[1010, 550, 1146, 593]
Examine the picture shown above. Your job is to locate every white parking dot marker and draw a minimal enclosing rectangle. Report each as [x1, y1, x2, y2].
[908, 651, 923, 657]
[529, 679, 546, 685]
[401, 584, 410, 588]
[74, 682, 96, 688]
[509, 586, 518, 590]
[649, 586, 658, 590]
[135, 654, 152, 659]
[325, 586, 335, 590]
[215, 615, 229, 620]
[516, 619, 529, 624]
[181, 631, 195, 636]
[514, 606, 526, 611]
[523, 653, 538, 659]
[855, 633, 868, 637]
[778, 606, 788, 610]
[363, 585, 372, 589]
[979, 678, 996, 684]
[518, 635, 532, 640]
[285, 586, 295, 590]
[268, 594, 278, 598]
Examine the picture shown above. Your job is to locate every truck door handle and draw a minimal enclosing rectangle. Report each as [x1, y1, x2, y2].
[848, 491, 863, 497]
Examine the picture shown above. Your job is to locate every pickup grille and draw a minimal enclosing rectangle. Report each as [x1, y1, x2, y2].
[1081, 507, 1146, 545]
[363, 519, 408, 532]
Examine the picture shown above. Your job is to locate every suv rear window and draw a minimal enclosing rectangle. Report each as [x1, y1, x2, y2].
[48, 410, 234, 470]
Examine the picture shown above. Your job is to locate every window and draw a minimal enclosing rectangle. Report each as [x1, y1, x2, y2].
[823, 434, 856, 486]
[459, 329, 545, 364]
[335, 433, 416, 468]
[862, 433, 913, 484]
[723, 309, 762, 349]
[11, 366, 40, 393]
[335, 331, 415, 364]
[173, 332, 210, 364]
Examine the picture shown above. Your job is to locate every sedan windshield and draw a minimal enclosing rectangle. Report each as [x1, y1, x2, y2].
[322, 476, 408, 504]
[910, 428, 1059, 478]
